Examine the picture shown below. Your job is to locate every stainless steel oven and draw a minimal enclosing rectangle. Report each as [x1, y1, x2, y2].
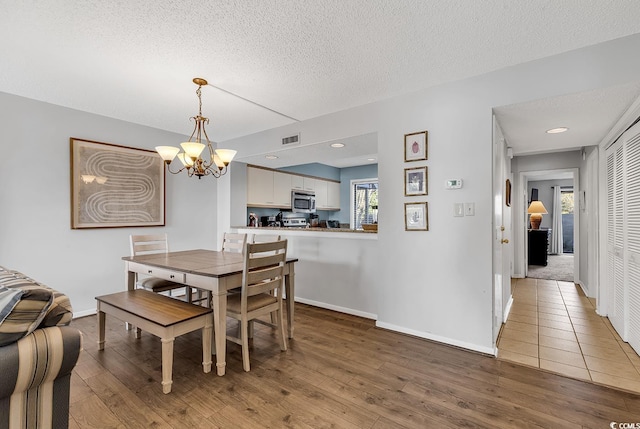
[291, 190, 316, 213]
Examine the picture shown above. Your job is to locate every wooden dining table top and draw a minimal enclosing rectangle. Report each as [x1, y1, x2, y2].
[122, 249, 298, 278]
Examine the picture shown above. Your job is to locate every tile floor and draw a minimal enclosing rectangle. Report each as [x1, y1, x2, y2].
[497, 277, 640, 394]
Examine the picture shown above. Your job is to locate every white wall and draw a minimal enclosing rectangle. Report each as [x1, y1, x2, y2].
[222, 34, 640, 353]
[3, 34, 640, 353]
[0, 93, 219, 316]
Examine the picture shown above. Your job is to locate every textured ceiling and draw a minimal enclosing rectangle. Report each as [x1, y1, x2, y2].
[2, 1, 640, 165]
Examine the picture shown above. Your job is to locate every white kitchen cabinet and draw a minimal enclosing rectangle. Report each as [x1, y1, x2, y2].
[315, 180, 328, 208]
[291, 175, 304, 190]
[247, 167, 293, 208]
[247, 165, 340, 210]
[273, 171, 292, 206]
[327, 181, 341, 209]
[247, 167, 274, 206]
[313, 180, 340, 210]
[302, 177, 316, 192]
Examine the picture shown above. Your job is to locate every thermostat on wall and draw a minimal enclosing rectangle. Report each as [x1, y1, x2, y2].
[446, 179, 463, 189]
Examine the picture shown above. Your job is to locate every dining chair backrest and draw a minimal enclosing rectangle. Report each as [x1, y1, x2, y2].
[251, 234, 281, 244]
[221, 232, 247, 254]
[130, 234, 170, 256]
[241, 239, 287, 301]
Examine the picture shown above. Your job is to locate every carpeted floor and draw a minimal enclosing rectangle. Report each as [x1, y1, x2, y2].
[527, 254, 574, 282]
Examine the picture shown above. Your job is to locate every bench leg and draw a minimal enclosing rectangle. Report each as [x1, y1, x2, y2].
[98, 311, 105, 350]
[161, 337, 174, 394]
[202, 314, 213, 373]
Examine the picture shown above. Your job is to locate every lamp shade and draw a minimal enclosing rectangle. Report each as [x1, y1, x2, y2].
[527, 201, 548, 214]
[528, 200, 548, 229]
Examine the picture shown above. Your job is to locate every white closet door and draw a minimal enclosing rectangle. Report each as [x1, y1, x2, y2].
[626, 129, 640, 354]
[606, 141, 627, 339]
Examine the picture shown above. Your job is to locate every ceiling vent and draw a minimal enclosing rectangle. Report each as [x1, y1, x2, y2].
[282, 133, 300, 146]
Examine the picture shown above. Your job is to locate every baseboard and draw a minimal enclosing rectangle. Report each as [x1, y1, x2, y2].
[375, 320, 495, 356]
[294, 297, 378, 320]
[73, 308, 97, 319]
[503, 295, 514, 323]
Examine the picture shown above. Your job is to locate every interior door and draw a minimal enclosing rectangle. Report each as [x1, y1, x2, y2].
[606, 139, 626, 339]
[492, 119, 510, 346]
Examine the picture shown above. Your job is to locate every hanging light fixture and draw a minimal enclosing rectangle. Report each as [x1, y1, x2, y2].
[156, 78, 237, 179]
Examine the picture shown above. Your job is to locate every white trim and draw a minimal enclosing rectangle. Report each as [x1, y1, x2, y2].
[376, 320, 496, 356]
[517, 168, 580, 282]
[349, 177, 378, 229]
[73, 308, 97, 319]
[294, 297, 377, 320]
[600, 95, 640, 150]
[503, 295, 514, 323]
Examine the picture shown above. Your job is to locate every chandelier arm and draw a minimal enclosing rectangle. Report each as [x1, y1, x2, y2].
[165, 163, 192, 175]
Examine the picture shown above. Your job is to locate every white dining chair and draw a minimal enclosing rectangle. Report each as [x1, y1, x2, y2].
[251, 234, 281, 243]
[129, 234, 207, 306]
[221, 232, 247, 254]
[226, 239, 288, 371]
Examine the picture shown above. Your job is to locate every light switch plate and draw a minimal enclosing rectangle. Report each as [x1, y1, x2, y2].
[464, 202, 475, 216]
[453, 203, 464, 217]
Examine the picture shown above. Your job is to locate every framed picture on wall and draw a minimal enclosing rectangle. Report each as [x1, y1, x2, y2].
[70, 137, 165, 229]
[405, 202, 428, 231]
[404, 166, 428, 196]
[404, 130, 428, 162]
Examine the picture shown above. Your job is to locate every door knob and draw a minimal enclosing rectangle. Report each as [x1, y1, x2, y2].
[501, 239, 509, 244]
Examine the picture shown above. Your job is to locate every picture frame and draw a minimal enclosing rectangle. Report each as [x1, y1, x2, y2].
[70, 137, 165, 229]
[404, 166, 428, 196]
[405, 202, 429, 231]
[404, 130, 428, 162]
[505, 179, 511, 207]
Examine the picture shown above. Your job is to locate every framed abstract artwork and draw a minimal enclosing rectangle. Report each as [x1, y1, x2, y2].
[70, 138, 165, 229]
[404, 166, 428, 196]
[404, 130, 428, 162]
[405, 202, 428, 231]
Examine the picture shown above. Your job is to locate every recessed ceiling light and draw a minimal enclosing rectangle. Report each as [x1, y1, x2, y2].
[330, 143, 345, 148]
[546, 127, 569, 134]
[367, 158, 376, 162]
[265, 155, 278, 160]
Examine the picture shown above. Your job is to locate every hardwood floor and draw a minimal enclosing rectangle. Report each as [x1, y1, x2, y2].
[69, 303, 640, 428]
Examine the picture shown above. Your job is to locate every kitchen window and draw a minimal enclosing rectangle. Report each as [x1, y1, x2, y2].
[351, 178, 378, 230]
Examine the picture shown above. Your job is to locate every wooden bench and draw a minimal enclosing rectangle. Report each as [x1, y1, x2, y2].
[96, 289, 213, 394]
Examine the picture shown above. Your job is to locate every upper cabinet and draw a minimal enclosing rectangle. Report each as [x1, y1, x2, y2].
[291, 176, 316, 192]
[247, 165, 340, 211]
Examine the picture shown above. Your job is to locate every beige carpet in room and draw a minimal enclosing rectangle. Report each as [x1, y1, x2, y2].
[527, 254, 574, 282]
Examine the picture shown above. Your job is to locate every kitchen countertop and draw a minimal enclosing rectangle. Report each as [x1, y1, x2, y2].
[234, 226, 376, 233]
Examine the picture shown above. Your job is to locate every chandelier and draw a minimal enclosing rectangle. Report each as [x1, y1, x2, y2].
[155, 78, 237, 179]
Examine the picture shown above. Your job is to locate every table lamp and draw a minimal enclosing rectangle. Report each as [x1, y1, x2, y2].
[527, 200, 548, 229]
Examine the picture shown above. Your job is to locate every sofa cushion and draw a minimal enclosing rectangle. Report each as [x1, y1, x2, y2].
[0, 279, 54, 347]
[0, 266, 73, 329]
[0, 286, 23, 324]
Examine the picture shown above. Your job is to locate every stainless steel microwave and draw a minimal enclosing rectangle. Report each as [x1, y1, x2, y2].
[292, 190, 316, 213]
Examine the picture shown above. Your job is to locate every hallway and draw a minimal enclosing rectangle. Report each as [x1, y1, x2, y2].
[497, 278, 640, 394]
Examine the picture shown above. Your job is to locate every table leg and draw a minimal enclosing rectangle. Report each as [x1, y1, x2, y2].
[285, 269, 295, 339]
[160, 337, 174, 394]
[211, 291, 227, 376]
[97, 309, 105, 350]
[125, 267, 136, 331]
[202, 314, 213, 373]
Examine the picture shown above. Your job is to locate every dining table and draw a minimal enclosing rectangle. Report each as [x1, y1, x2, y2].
[122, 249, 297, 376]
